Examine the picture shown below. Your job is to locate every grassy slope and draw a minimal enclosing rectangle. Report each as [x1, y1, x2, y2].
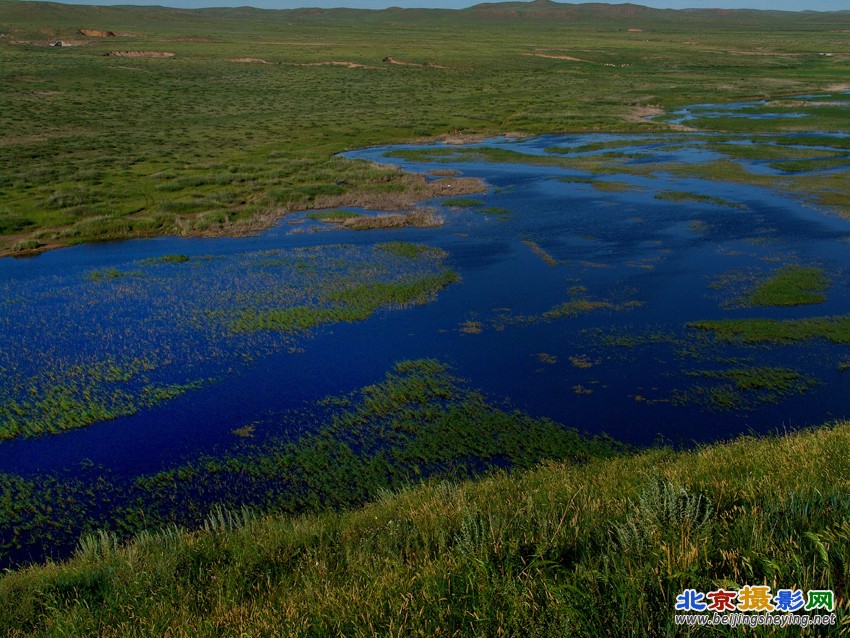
[1, 422, 849, 636]
[1, 0, 849, 254]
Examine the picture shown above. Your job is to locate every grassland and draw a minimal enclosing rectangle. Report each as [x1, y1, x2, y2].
[2, 417, 849, 636]
[2, 1, 850, 254]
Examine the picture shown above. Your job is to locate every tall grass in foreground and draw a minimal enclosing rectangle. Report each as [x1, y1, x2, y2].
[1, 423, 849, 636]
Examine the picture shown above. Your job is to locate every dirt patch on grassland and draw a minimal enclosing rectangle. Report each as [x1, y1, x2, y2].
[624, 105, 664, 123]
[522, 52, 585, 62]
[624, 105, 694, 131]
[294, 61, 382, 70]
[9, 39, 91, 47]
[105, 51, 175, 58]
[382, 57, 447, 69]
[227, 57, 270, 64]
[79, 29, 115, 37]
[425, 131, 528, 145]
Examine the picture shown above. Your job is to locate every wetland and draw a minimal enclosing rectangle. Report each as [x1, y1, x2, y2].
[2, 3, 850, 634]
[3, 91, 850, 566]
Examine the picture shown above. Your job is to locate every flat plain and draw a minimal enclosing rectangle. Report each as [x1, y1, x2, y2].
[2, 0, 850, 254]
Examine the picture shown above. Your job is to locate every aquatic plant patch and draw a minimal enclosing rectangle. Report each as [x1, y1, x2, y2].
[689, 315, 850, 344]
[0, 244, 455, 441]
[743, 265, 829, 308]
[672, 366, 818, 412]
[0, 359, 624, 567]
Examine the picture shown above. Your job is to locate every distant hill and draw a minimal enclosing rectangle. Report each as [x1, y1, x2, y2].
[3, 0, 850, 32]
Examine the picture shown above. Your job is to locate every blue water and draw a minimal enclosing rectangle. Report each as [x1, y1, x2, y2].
[664, 90, 850, 126]
[2, 128, 850, 486]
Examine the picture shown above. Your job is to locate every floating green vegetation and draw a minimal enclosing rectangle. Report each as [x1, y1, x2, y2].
[591, 180, 641, 193]
[459, 320, 483, 334]
[545, 139, 650, 154]
[135, 359, 626, 519]
[594, 328, 675, 349]
[141, 254, 191, 264]
[231, 270, 460, 333]
[231, 424, 256, 438]
[306, 209, 363, 222]
[543, 299, 642, 320]
[375, 242, 447, 260]
[0, 358, 203, 440]
[673, 366, 818, 411]
[654, 190, 742, 209]
[776, 135, 850, 150]
[768, 158, 850, 173]
[442, 198, 483, 207]
[543, 299, 617, 319]
[339, 210, 441, 231]
[744, 265, 828, 307]
[704, 140, 845, 162]
[1, 243, 454, 441]
[0, 358, 627, 573]
[385, 147, 574, 169]
[85, 268, 141, 282]
[496, 297, 642, 330]
[522, 240, 559, 266]
[570, 354, 593, 368]
[480, 207, 511, 216]
[689, 315, 850, 344]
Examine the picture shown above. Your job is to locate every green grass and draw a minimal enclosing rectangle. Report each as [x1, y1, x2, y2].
[768, 158, 850, 173]
[2, 417, 849, 636]
[230, 269, 460, 333]
[85, 267, 140, 281]
[0, 362, 203, 440]
[374, 241, 446, 259]
[0, 358, 623, 578]
[442, 197, 484, 207]
[654, 190, 742, 209]
[305, 209, 363, 222]
[2, 1, 850, 253]
[689, 314, 850, 344]
[141, 253, 190, 264]
[673, 366, 818, 411]
[744, 265, 829, 307]
[542, 299, 618, 319]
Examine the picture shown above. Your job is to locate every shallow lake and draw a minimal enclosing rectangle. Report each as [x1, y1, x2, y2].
[3, 119, 850, 564]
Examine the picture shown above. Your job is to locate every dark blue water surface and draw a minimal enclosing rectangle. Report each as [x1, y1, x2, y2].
[3, 129, 850, 484]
